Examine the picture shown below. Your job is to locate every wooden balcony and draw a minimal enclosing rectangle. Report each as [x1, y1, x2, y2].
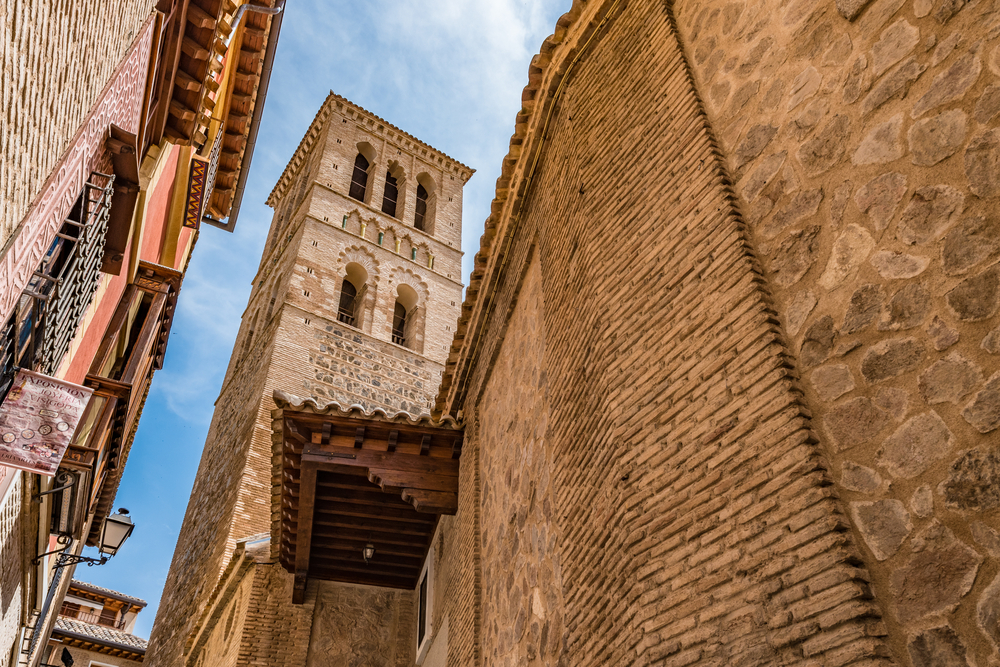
[58, 261, 181, 545]
[271, 390, 463, 602]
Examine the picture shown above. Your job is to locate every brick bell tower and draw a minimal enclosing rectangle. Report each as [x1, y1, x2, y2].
[148, 92, 472, 667]
[259, 91, 471, 408]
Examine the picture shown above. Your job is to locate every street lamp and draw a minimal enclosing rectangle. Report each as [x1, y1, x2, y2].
[98, 508, 135, 557]
[38, 508, 136, 567]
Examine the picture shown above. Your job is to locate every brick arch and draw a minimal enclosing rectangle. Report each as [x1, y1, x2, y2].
[337, 245, 379, 284]
[387, 266, 429, 304]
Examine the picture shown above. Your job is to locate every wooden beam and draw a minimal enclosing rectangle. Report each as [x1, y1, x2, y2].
[186, 3, 216, 28]
[367, 469, 458, 494]
[181, 35, 209, 60]
[354, 426, 365, 449]
[306, 568, 415, 590]
[420, 434, 431, 456]
[311, 514, 430, 536]
[311, 498, 436, 523]
[308, 535, 428, 558]
[402, 489, 458, 514]
[292, 465, 317, 604]
[387, 430, 398, 452]
[309, 548, 425, 569]
[309, 526, 431, 548]
[303, 446, 459, 477]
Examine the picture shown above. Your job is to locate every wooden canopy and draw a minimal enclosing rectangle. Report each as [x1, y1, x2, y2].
[271, 391, 463, 602]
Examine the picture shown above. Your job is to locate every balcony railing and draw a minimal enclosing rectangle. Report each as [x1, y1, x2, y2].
[60, 606, 125, 630]
[0, 173, 114, 402]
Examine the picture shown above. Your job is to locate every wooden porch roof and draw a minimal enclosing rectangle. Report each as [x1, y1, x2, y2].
[270, 391, 463, 602]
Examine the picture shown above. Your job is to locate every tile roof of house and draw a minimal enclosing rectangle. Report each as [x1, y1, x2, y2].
[70, 580, 147, 607]
[53, 618, 148, 654]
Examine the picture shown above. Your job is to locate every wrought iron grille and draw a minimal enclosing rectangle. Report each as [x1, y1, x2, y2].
[40, 173, 114, 375]
[0, 172, 114, 401]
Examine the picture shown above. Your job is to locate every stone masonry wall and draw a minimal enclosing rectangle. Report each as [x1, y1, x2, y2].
[674, 0, 1000, 662]
[0, 0, 155, 249]
[304, 581, 415, 667]
[475, 253, 565, 666]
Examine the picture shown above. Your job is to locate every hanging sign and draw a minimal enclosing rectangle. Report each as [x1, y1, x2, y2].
[0, 370, 94, 476]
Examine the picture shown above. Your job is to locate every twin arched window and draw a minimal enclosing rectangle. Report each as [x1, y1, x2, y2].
[349, 148, 435, 234]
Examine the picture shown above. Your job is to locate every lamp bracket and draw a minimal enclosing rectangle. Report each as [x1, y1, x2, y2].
[31, 470, 76, 503]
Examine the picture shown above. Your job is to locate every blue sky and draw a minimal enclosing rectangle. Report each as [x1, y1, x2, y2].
[76, 0, 569, 640]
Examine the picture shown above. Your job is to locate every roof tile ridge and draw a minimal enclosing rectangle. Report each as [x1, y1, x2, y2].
[272, 389, 461, 429]
[433, 0, 589, 416]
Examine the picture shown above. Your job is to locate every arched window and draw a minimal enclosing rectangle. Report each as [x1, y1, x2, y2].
[392, 302, 407, 346]
[414, 184, 428, 231]
[392, 284, 419, 349]
[337, 280, 357, 326]
[337, 262, 369, 329]
[381, 171, 399, 217]
[349, 153, 369, 202]
[414, 173, 436, 234]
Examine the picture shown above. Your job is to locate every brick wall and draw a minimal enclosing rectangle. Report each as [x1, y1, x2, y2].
[674, 0, 1000, 662]
[234, 566, 314, 667]
[439, 0, 896, 664]
[0, 0, 155, 249]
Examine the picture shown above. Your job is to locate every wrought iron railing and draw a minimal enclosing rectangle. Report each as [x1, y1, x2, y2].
[40, 174, 114, 375]
[0, 172, 114, 403]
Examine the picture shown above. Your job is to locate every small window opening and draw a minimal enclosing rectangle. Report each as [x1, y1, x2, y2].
[381, 171, 399, 217]
[349, 153, 369, 202]
[392, 302, 407, 346]
[338, 280, 357, 326]
[414, 184, 428, 231]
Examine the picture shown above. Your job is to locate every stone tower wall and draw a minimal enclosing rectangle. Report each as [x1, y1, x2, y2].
[149, 96, 469, 667]
[674, 0, 1000, 662]
[1, 1, 155, 249]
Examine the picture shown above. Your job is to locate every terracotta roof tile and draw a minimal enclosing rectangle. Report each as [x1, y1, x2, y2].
[54, 618, 147, 653]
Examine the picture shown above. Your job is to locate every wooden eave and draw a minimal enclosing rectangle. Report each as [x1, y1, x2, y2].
[150, 0, 233, 148]
[271, 391, 463, 602]
[51, 631, 146, 662]
[207, 2, 276, 218]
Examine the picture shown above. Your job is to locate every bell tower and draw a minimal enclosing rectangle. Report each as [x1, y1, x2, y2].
[259, 92, 470, 399]
[149, 92, 472, 667]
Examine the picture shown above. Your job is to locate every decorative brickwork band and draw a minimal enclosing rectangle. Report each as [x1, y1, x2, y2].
[0, 16, 153, 325]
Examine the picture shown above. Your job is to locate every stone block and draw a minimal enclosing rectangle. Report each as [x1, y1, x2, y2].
[877, 411, 954, 478]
